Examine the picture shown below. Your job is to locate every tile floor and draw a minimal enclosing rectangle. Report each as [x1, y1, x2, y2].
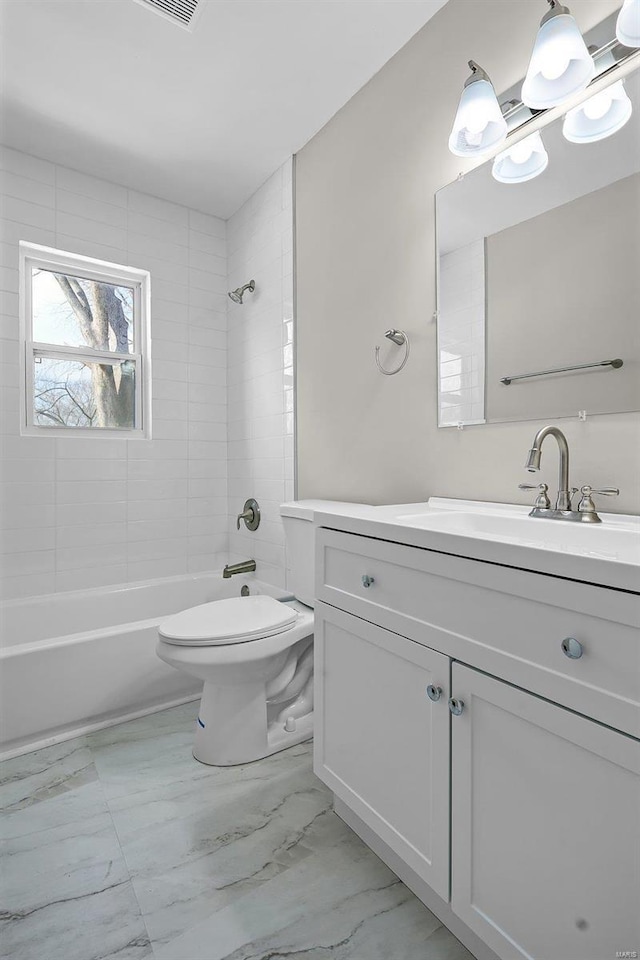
[1, 702, 475, 960]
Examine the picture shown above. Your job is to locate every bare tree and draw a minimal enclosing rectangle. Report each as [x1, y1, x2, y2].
[34, 357, 97, 427]
[52, 277, 134, 428]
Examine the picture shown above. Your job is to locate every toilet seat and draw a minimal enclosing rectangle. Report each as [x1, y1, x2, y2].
[158, 595, 298, 646]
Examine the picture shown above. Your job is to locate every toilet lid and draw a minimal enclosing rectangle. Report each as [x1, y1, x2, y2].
[158, 595, 298, 646]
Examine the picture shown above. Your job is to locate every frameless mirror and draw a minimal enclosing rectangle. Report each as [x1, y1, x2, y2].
[436, 67, 640, 428]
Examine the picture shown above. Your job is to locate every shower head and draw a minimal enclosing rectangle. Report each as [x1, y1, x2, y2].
[228, 280, 255, 304]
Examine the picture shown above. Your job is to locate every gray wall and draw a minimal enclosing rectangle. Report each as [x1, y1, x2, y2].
[295, 0, 640, 514]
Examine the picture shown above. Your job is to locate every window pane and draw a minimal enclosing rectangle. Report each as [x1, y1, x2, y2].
[32, 269, 134, 353]
[34, 356, 136, 429]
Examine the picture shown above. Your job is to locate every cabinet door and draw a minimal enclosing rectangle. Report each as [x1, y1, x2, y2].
[451, 663, 640, 960]
[314, 601, 450, 899]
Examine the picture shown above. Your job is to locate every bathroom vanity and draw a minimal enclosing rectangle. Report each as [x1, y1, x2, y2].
[312, 499, 640, 960]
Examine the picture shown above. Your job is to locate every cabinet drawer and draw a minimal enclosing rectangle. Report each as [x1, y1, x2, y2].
[316, 528, 640, 737]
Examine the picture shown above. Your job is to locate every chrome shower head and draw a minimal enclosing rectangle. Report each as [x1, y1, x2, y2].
[228, 280, 255, 305]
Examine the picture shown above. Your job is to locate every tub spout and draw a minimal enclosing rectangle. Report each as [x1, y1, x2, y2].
[222, 559, 256, 579]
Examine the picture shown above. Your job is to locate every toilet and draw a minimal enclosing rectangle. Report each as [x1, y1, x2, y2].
[156, 500, 343, 766]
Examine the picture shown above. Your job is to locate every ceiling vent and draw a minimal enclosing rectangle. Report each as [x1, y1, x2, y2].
[134, 0, 202, 30]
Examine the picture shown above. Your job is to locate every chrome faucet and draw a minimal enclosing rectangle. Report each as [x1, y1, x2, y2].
[521, 425, 619, 523]
[223, 559, 256, 579]
[524, 425, 573, 512]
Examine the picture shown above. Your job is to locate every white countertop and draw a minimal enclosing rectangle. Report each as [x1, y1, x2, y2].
[313, 498, 640, 593]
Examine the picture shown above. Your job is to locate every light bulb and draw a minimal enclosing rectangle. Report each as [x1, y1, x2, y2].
[465, 116, 489, 136]
[616, 0, 640, 48]
[522, 3, 595, 110]
[582, 90, 613, 120]
[509, 139, 535, 164]
[449, 63, 507, 157]
[540, 52, 570, 80]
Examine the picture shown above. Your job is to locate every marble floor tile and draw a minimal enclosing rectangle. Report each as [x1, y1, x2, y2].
[1, 702, 476, 960]
[108, 744, 332, 948]
[1, 804, 151, 960]
[0, 739, 95, 818]
[152, 821, 468, 960]
[1, 878, 153, 960]
[86, 701, 213, 801]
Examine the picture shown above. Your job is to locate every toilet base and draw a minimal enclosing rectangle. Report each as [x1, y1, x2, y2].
[192, 679, 313, 766]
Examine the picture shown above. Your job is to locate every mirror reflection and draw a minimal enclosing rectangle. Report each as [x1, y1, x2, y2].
[436, 69, 640, 428]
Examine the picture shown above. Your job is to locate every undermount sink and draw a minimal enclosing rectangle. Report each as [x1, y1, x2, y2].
[395, 509, 640, 564]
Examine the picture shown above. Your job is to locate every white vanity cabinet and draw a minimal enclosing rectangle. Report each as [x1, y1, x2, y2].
[313, 524, 640, 960]
[450, 663, 640, 960]
[314, 602, 450, 899]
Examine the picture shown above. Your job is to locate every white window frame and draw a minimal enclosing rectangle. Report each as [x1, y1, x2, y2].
[19, 242, 152, 438]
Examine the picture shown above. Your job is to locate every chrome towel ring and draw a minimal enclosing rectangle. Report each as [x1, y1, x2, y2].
[375, 329, 410, 376]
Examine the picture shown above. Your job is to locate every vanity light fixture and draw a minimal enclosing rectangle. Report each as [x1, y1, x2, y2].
[616, 0, 640, 47]
[492, 130, 549, 183]
[448, 61, 508, 157]
[521, 0, 595, 109]
[563, 50, 633, 142]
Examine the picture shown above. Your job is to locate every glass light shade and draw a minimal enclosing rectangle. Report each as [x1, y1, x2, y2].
[522, 12, 595, 109]
[616, 0, 640, 47]
[563, 79, 632, 142]
[492, 131, 549, 183]
[448, 78, 508, 156]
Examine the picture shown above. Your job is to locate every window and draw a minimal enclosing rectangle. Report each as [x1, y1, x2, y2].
[19, 243, 151, 437]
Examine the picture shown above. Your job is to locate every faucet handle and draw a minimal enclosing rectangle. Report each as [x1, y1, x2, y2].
[236, 498, 260, 532]
[578, 485, 619, 515]
[519, 482, 551, 510]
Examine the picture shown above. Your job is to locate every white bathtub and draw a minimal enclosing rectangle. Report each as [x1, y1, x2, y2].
[0, 572, 278, 759]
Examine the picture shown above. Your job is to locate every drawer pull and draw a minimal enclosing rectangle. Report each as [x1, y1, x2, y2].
[361, 575, 375, 589]
[448, 697, 465, 716]
[426, 685, 442, 702]
[561, 637, 583, 660]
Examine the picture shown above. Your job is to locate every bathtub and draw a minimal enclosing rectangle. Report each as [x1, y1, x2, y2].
[0, 572, 277, 759]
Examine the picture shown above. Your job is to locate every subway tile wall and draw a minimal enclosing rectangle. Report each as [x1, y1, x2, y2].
[0, 146, 229, 599]
[438, 239, 486, 427]
[226, 159, 294, 589]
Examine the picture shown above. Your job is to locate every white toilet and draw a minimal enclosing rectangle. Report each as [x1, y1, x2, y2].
[156, 500, 333, 766]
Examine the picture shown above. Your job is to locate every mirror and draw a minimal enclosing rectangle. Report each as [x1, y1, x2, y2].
[436, 68, 640, 428]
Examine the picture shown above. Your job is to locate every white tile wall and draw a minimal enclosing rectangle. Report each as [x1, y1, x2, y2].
[226, 160, 294, 589]
[0, 146, 228, 599]
[438, 239, 486, 427]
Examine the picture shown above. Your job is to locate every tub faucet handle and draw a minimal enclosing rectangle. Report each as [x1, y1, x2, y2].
[237, 498, 260, 531]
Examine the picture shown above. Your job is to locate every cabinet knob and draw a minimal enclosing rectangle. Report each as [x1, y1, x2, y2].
[426, 685, 442, 702]
[561, 636, 583, 660]
[361, 575, 375, 589]
[448, 697, 465, 716]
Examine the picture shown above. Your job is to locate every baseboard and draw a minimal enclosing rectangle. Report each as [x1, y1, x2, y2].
[334, 797, 499, 960]
[0, 694, 201, 762]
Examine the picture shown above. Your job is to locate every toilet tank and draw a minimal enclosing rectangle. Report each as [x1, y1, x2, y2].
[280, 500, 358, 608]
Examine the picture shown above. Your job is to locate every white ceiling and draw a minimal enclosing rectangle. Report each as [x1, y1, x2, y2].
[1, 0, 448, 218]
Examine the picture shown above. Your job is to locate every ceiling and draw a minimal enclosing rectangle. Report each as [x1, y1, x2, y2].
[1, 0, 448, 218]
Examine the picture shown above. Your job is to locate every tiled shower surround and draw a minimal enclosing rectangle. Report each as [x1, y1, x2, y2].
[226, 159, 294, 588]
[0, 147, 294, 600]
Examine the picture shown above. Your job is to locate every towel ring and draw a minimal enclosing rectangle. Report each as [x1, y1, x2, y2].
[375, 329, 410, 376]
